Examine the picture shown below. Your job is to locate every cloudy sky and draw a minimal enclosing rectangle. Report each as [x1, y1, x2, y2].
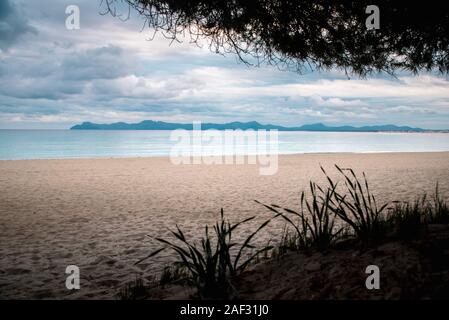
[1, 0, 449, 129]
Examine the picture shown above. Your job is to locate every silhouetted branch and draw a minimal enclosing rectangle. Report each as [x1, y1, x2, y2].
[102, 0, 449, 76]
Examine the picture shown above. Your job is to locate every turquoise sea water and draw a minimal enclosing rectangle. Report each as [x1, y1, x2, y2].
[0, 130, 448, 160]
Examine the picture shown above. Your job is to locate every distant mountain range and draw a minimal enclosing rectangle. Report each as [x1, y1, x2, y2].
[70, 120, 445, 132]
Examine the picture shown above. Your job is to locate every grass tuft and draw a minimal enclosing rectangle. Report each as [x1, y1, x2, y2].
[324, 165, 390, 245]
[430, 183, 449, 224]
[159, 263, 190, 286]
[118, 277, 148, 300]
[389, 197, 428, 241]
[136, 209, 277, 299]
[256, 181, 343, 252]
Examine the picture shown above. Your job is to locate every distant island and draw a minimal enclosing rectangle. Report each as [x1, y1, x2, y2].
[70, 120, 446, 132]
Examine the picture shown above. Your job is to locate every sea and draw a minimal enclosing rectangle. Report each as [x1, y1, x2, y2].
[0, 130, 448, 160]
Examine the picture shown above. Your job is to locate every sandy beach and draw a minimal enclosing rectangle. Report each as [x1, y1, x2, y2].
[1, 152, 449, 299]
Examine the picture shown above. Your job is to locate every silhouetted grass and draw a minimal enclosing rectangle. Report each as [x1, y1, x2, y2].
[389, 184, 449, 240]
[118, 264, 189, 300]
[159, 263, 190, 286]
[126, 166, 449, 299]
[136, 209, 278, 299]
[430, 183, 449, 224]
[277, 226, 303, 255]
[256, 181, 344, 251]
[324, 165, 390, 244]
[389, 197, 428, 241]
[258, 166, 449, 250]
[118, 277, 148, 300]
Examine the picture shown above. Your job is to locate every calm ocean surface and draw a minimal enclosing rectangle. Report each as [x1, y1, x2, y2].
[0, 130, 448, 160]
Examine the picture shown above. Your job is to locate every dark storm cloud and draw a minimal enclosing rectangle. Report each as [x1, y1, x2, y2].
[0, 0, 37, 51]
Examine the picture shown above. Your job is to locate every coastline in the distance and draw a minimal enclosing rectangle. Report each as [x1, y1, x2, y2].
[70, 120, 449, 133]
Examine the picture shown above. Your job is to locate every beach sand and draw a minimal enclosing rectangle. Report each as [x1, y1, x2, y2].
[1, 152, 449, 299]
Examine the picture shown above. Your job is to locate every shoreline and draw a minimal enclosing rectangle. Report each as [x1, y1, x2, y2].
[1, 150, 449, 162]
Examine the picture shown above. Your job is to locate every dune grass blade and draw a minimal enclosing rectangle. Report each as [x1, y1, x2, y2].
[255, 200, 311, 251]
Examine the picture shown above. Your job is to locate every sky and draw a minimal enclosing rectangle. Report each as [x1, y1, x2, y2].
[0, 0, 449, 129]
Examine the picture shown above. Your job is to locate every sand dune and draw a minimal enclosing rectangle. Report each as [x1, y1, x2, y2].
[1, 152, 449, 299]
